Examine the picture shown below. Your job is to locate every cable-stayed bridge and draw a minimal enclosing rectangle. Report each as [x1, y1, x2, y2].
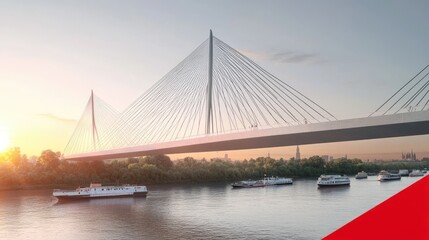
[63, 31, 429, 161]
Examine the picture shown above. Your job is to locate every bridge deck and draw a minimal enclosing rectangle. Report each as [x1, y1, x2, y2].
[65, 111, 429, 161]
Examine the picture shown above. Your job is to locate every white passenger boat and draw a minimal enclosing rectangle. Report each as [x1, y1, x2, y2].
[317, 175, 350, 187]
[377, 170, 401, 181]
[409, 170, 424, 177]
[53, 183, 148, 200]
[355, 171, 368, 179]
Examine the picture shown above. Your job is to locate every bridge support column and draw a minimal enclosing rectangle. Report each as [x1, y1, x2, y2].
[206, 30, 214, 135]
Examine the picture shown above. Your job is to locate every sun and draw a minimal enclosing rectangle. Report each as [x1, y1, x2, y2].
[0, 130, 10, 152]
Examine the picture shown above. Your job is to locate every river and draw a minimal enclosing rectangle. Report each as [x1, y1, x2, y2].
[0, 176, 423, 239]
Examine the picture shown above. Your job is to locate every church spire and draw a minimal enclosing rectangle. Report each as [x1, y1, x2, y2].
[296, 145, 301, 160]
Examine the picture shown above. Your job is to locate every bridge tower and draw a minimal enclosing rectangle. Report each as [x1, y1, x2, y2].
[206, 30, 214, 135]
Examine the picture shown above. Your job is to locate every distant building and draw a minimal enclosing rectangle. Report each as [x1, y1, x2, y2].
[321, 155, 330, 162]
[296, 146, 301, 160]
[402, 150, 417, 160]
[223, 154, 231, 161]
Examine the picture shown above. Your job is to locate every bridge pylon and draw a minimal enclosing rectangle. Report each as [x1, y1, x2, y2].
[206, 30, 214, 135]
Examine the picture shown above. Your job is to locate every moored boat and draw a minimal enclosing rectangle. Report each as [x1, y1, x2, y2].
[231, 177, 293, 188]
[231, 180, 259, 188]
[409, 169, 424, 177]
[398, 169, 409, 176]
[317, 175, 350, 187]
[377, 170, 401, 181]
[264, 177, 293, 185]
[53, 183, 148, 200]
[355, 171, 368, 179]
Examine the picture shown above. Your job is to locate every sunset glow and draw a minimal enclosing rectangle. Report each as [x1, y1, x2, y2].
[0, 128, 10, 152]
[0, 1, 428, 159]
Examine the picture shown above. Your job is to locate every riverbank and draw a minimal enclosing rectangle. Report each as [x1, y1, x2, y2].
[0, 184, 76, 191]
[1, 151, 428, 192]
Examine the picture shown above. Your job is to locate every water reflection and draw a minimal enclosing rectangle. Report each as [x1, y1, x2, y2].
[317, 185, 351, 194]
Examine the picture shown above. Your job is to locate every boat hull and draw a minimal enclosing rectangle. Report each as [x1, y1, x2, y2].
[55, 192, 147, 201]
[231, 183, 265, 188]
[231, 184, 252, 188]
[378, 177, 401, 181]
[54, 192, 147, 200]
[274, 182, 293, 185]
[355, 176, 367, 179]
[317, 182, 350, 187]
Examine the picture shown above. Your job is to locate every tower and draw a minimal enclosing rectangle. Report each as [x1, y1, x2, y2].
[206, 30, 214, 134]
[296, 145, 301, 160]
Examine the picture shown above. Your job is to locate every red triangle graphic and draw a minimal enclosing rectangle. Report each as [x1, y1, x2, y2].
[324, 175, 429, 240]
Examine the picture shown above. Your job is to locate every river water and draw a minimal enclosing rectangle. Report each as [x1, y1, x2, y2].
[0, 176, 424, 239]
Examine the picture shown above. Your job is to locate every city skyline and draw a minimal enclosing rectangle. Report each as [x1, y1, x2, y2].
[1, 1, 429, 158]
[169, 146, 429, 162]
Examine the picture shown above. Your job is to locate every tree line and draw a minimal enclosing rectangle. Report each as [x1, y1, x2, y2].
[1, 148, 428, 189]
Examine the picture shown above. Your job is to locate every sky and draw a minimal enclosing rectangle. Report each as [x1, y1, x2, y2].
[0, 0, 429, 159]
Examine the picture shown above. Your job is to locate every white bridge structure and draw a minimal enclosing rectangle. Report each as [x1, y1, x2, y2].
[63, 31, 429, 161]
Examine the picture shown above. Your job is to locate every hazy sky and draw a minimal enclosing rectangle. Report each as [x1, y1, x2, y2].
[1, 0, 429, 158]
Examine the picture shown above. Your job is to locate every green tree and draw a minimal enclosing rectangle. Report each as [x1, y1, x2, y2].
[6, 147, 22, 168]
[141, 155, 173, 170]
[38, 150, 60, 170]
